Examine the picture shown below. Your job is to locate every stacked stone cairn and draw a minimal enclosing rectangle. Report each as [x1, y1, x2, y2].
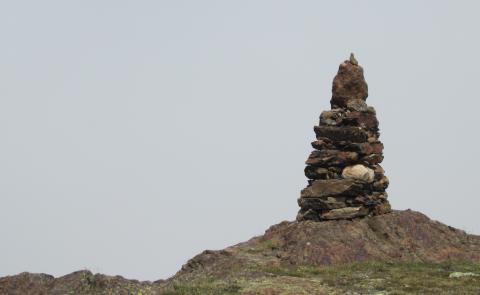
[297, 54, 391, 221]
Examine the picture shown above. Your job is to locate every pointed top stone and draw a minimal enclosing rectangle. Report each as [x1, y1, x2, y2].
[349, 53, 358, 65]
[330, 54, 368, 108]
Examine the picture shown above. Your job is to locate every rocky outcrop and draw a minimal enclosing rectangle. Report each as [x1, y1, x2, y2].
[3, 211, 479, 294]
[297, 54, 391, 221]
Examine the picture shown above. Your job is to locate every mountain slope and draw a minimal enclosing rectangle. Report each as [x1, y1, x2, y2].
[1, 210, 480, 294]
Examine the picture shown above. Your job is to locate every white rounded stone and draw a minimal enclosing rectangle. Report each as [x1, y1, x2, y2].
[342, 164, 375, 183]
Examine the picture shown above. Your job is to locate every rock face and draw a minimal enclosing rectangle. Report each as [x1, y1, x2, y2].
[297, 54, 391, 222]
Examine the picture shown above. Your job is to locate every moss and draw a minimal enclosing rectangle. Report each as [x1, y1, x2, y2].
[245, 238, 281, 254]
[262, 261, 480, 294]
[162, 278, 241, 295]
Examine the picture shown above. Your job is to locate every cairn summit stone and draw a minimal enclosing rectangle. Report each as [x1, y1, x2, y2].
[330, 54, 368, 108]
[297, 54, 391, 222]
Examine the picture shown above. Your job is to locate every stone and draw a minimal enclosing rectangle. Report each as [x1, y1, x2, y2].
[361, 153, 384, 165]
[319, 110, 344, 126]
[304, 166, 329, 179]
[298, 196, 347, 211]
[311, 139, 335, 150]
[449, 272, 479, 278]
[296, 209, 319, 221]
[343, 111, 379, 130]
[320, 206, 369, 220]
[314, 126, 368, 143]
[346, 99, 368, 112]
[373, 165, 385, 179]
[349, 52, 358, 65]
[342, 164, 375, 183]
[304, 166, 341, 180]
[300, 179, 364, 198]
[373, 176, 389, 191]
[330, 59, 368, 108]
[305, 150, 358, 167]
[371, 201, 391, 215]
[346, 142, 384, 155]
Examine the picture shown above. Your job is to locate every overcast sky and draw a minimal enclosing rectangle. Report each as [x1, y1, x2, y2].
[1, 1, 479, 281]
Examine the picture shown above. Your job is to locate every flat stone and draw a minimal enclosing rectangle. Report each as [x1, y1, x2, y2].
[304, 166, 329, 179]
[311, 139, 335, 150]
[300, 179, 364, 198]
[306, 150, 358, 167]
[354, 193, 388, 207]
[321, 206, 369, 220]
[342, 164, 375, 183]
[312, 140, 384, 157]
[330, 59, 368, 108]
[314, 126, 368, 143]
[298, 196, 347, 211]
[361, 153, 384, 165]
[343, 111, 379, 130]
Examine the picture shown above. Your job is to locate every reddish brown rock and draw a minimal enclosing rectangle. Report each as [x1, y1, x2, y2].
[330, 58, 368, 108]
[314, 126, 368, 143]
[343, 111, 379, 131]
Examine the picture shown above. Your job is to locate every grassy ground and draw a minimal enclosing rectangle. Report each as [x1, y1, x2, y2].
[165, 261, 480, 295]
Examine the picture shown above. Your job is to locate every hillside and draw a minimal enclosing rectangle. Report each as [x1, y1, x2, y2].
[2, 210, 480, 294]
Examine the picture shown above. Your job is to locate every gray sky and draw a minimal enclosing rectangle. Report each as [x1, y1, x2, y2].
[1, 1, 479, 281]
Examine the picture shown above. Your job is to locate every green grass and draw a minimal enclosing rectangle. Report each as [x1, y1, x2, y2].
[159, 261, 480, 294]
[263, 261, 480, 294]
[162, 278, 241, 295]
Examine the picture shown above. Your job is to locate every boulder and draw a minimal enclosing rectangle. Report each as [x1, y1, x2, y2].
[330, 59, 368, 108]
[342, 164, 375, 183]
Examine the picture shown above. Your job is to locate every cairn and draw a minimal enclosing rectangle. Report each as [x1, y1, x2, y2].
[297, 54, 391, 221]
